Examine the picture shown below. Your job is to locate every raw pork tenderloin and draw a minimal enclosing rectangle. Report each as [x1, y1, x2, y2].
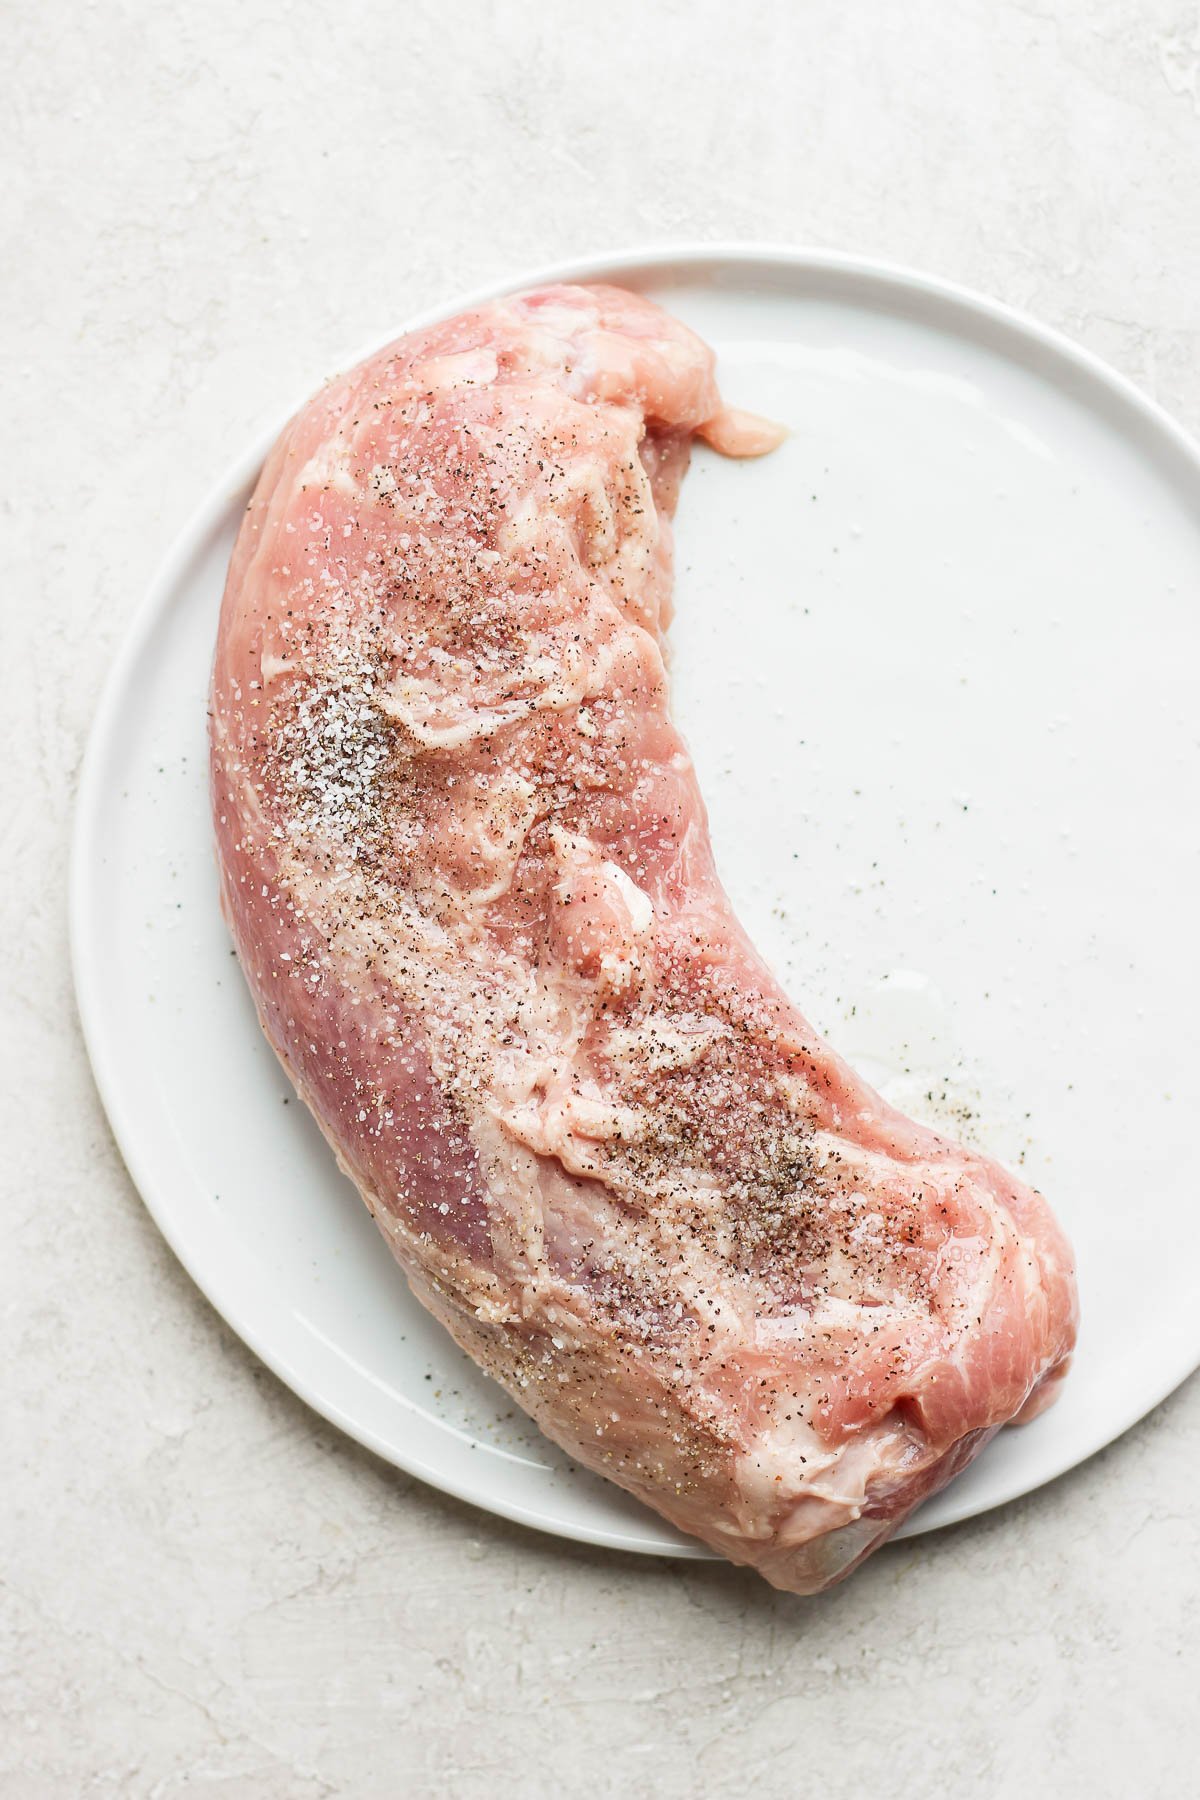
[210, 284, 1077, 1592]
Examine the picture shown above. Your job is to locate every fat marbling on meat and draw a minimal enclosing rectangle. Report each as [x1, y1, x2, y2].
[210, 284, 1077, 1593]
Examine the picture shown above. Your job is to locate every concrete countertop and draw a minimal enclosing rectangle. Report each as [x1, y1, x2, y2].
[4, 3, 1198, 1793]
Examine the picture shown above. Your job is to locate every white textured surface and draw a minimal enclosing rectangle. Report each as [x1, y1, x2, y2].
[5, 3, 1200, 1793]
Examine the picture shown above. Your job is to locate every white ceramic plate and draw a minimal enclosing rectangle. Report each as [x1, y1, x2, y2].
[72, 247, 1200, 1561]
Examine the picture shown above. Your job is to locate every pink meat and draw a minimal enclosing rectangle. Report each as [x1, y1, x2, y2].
[210, 284, 1077, 1593]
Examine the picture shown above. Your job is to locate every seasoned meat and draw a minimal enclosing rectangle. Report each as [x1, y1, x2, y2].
[210, 284, 1076, 1592]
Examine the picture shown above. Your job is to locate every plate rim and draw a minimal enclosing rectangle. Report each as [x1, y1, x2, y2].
[70, 241, 1200, 1561]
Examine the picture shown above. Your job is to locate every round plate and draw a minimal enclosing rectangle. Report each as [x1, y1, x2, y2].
[72, 247, 1200, 1559]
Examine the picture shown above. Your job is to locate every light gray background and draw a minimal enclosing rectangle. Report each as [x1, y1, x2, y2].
[4, 2, 1199, 1794]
